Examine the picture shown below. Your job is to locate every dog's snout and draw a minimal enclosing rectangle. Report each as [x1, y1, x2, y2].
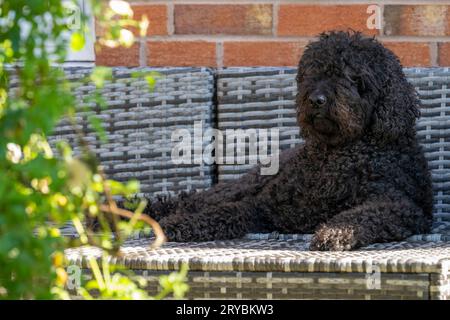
[309, 93, 327, 107]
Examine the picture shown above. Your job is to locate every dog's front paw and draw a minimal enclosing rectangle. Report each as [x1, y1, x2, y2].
[310, 224, 359, 251]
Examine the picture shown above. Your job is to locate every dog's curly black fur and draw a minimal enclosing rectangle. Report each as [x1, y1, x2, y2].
[141, 31, 434, 251]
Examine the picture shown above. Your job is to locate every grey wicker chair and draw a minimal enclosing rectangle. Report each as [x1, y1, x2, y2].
[60, 67, 450, 300]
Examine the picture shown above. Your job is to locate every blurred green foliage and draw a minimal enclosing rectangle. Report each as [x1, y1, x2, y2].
[0, 0, 187, 299]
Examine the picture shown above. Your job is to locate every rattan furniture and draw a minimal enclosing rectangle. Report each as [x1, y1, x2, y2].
[57, 67, 450, 299]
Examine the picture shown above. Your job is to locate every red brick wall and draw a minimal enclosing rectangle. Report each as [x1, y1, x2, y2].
[95, 1, 450, 68]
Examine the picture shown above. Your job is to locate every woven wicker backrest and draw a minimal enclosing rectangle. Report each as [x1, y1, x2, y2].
[217, 67, 450, 222]
[217, 68, 300, 181]
[48, 67, 215, 196]
[407, 68, 450, 220]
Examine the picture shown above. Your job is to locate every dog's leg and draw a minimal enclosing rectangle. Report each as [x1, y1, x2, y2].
[153, 147, 302, 242]
[157, 198, 260, 241]
[309, 197, 431, 251]
[154, 167, 277, 242]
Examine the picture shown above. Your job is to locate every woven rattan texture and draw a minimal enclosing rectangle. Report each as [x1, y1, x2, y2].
[48, 67, 215, 196]
[138, 270, 433, 299]
[65, 237, 450, 274]
[216, 68, 299, 181]
[66, 236, 450, 299]
[407, 68, 450, 221]
[76, 268, 435, 299]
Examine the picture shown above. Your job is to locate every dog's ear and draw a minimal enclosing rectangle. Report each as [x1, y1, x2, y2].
[369, 55, 420, 144]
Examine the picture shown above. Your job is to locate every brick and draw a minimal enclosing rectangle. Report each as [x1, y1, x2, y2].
[147, 41, 216, 67]
[175, 4, 272, 35]
[224, 41, 305, 67]
[131, 4, 168, 36]
[384, 5, 450, 36]
[383, 42, 431, 67]
[95, 5, 167, 38]
[438, 43, 450, 66]
[95, 43, 139, 66]
[278, 5, 378, 36]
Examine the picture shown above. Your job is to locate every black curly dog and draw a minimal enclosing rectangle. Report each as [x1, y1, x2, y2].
[143, 31, 434, 251]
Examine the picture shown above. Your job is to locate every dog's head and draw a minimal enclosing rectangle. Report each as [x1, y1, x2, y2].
[296, 31, 420, 146]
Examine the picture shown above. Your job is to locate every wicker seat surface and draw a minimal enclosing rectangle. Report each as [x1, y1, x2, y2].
[66, 236, 450, 273]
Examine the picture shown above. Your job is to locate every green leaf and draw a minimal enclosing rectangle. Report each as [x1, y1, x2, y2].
[145, 72, 162, 91]
[124, 180, 139, 195]
[107, 180, 126, 195]
[90, 67, 112, 89]
[88, 115, 107, 143]
[70, 32, 85, 52]
[145, 76, 156, 90]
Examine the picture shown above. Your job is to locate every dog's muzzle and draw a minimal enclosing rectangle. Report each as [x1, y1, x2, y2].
[311, 114, 337, 135]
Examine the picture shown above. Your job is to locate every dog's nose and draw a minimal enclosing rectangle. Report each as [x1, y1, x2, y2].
[309, 94, 327, 106]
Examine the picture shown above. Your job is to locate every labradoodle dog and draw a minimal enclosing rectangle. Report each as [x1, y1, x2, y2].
[144, 31, 434, 251]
